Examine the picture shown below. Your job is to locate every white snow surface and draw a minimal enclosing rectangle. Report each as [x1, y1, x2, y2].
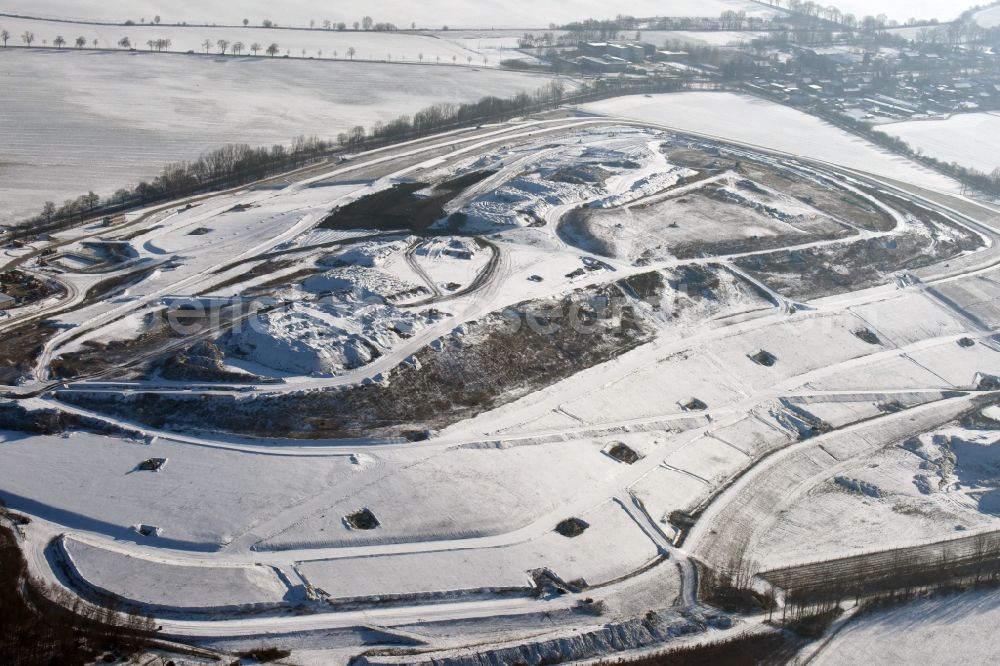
[879, 113, 1000, 174]
[1, 1, 786, 29]
[64, 537, 288, 610]
[976, 4, 1000, 28]
[581, 92, 961, 193]
[0, 15, 486, 62]
[0, 48, 564, 225]
[814, 588, 1000, 665]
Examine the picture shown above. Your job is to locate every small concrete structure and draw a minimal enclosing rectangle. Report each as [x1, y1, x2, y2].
[0, 293, 15, 309]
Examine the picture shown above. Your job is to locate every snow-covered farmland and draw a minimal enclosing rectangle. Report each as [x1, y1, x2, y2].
[0, 15, 482, 63]
[976, 4, 1000, 28]
[581, 92, 961, 193]
[813, 588, 1000, 665]
[0, 48, 566, 225]
[879, 113, 1000, 174]
[3, 1, 786, 29]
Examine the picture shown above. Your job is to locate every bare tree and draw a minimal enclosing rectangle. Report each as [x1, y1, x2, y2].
[250, 42, 261, 55]
[118, 36, 131, 49]
[337, 22, 346, 31]
[42, 201, 56, 221]
[217, 39, 230, 54]
[353, 21, 360, 30]
[418, 52, 424, 62]
[202, 38, 212, 53]
[310, 19, 315, 29]
[232, 41, 244, 55]
[243, 18, 249, 27]
[323, 20, 331, 30]
[53, 35, 66, 48]
[93, 38, 98, 48]
[21, 31, 34, 47]
[266, 42, 279, 57]
[74, 35, 87, 48]
[347, 46, 356, 59]
[154, 15, 161, 24]
[82, 191, 99, 210]
[1, 30, 9, 47]
[146, 39, 155, 51]
[362, 16, 374, 31]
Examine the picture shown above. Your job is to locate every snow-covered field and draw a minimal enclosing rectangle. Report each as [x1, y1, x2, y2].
[0, 429, 362, 549]
[879, 113, 1000, 174]
[976, 4, 1000, 28]
[0, 15, 484, 62]
[814, 588, 1000, 665]
[581, 92, 960, 193]
[4, 106, 1000, 661]
[0, 49, 565, 225]
[1, 1, 786, 29]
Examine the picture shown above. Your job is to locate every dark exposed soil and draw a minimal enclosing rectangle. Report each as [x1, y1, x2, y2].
[137, 458, 166, 472]
[853, 327, 882, 345]
[682, 398, 708, 412]
[668, 265, 720, 300]
[237, 647, 292, 662]
[319, 170, 495, 233]
[733, 231, 980, 301]
[0, 270, 62, 306]
[0, 322, 60, 385]
[555, 517, 590, 538]
[739, 162, 895, 233]
[156, 341, 258, 383]
[344, 509, 380, 530]
[60, 284, 654, 439]
[619, 271, 665, 301]
[749, 350, 777, 367]
[84, 266, 158, 302]
[607, 442, 641, 464]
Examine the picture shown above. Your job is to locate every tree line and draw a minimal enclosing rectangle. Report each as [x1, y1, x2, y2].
[16, 76, 690, 238]
[337, 76, 688, 149]
[0, 513, 156, 665]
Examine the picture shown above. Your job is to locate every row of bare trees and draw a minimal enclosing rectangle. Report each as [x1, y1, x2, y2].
[23, 136, 333, 237]
[1, 518, 155, 665]
[200, 38, 276, 56]
[21, 76, 688, 236]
